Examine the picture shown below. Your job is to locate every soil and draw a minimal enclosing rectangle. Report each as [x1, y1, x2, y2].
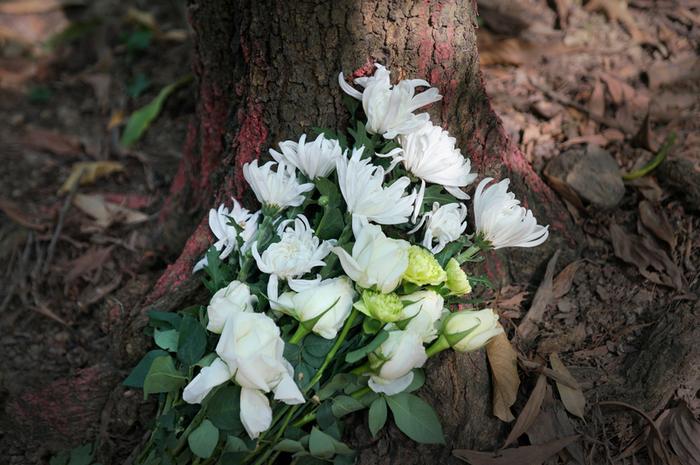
[0, 0, 698, 464]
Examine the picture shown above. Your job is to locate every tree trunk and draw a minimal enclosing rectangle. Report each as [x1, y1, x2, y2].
[4, 1, 577, 463]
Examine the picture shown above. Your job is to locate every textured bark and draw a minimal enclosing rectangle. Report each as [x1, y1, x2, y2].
[7, 0, 578, 462]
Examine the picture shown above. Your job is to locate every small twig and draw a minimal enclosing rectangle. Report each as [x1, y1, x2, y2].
[529, 78, 634, 134]
[44, 167, 83, 273]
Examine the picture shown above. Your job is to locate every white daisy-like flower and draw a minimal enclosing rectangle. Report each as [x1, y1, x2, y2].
[394, 121, 477, 201]
[338, 64, 442, 139]
[193, 198, 261, 272]
[336, 147, 416, 225]
[270, 133, 343, 180]
[242, 160, 314, 210]
[411, 202, 468, 253]
[252, 214, 335, 299]
[473, 177, 549, 249]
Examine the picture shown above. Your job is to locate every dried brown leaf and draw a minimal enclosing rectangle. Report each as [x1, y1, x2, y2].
[64, 246, 113, 283]
[550, 353, 586, 418]
[588, 79, 605, 118]
[486, 333, 520, 422]
[639, 200, 676, 251]
[668, 403, 700, 465]
[517, 250, 560, 343]
[0, 198, 46, 231]
[22, 126, 83, 158]
[552, 260, 581, 299]
[503, 374, 547, 447]
[73, 193, 149, 228]
[58, 161, 125, 195]
[454, 435, 579, 465]
[585, 0, 645, 42]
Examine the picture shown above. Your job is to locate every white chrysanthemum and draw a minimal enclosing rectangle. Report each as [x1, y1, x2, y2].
[473, 177, 549, 249]
[412, 202, 468, 253]
[336, 147, 416, 225]
[338, 64, 442, 139]
[270, 133, 343, 180]
[395, 121, 477, 200]
[252, 214, 335, 299]
[243, 160, 314, 210]
[193, 198, 261, 272]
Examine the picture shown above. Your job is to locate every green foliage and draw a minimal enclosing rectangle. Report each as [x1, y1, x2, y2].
[124, 29, 152, 54]
[123, 349, 168, 388]
[147, 310, 182, 330]
[154, 328, 179, 352]
[308, 427, 353, 460]
[348, 120, 376, 153]
[206, 385, 243, 434]
[127, 73, 151, 98]
[405, 368, 426, 392]
[317, 373, 359, 401]
[188, 419, 219, 459]
[368, 397, 387, 438]
[143, 355, 186, 397]
[121, 75, 191, 147]
[345, 330, 388, 363]
[331, 395, 365, 418]
[386, 393, 445, 444]
[49, 443, 95, 465]
[27, 86, 52, 104]
[201, 246, 233, 293]
[177, 315, 207, 366]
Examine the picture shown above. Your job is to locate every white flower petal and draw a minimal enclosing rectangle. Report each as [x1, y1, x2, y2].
[368, 371, 414, 396]
[240, 388, 272, 439]
[273, 374, 305, 405]
[182, 358, 231, 404]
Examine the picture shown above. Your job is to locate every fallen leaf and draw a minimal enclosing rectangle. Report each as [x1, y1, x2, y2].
[454, 435, 579, 465]
[584, 0, 645, 42]
[645, 53, 700, 90]
[121, 75, 192, 147]
[107, 110, 125, 129]
[477, 31, 537, 67]
[64, 246, 113, 283]
[503, 374, 547, 447]
[77, 274, 122, 309]
[549, 353, 586, 418]
[667, 403, 700, 465]
[0, 0, 84, 15]
[631, 113, 657, 152]
[639, 201, 676, 250]
[58, 161, 125, 195]
[517, 250, 560, 343]
[486, 333, 520, 422]
[561, 134, 609, 148]
[22, 126, 83, 157]
[80, 73, 111, 111]
[0, 198, 46, 231]
[552, 260, 581, 299]
[627, 176, 663, 202]
[588, 79, 605, 118]
[73, 193, 149, 228]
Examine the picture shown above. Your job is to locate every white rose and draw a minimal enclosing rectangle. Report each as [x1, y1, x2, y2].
[332, 216, 410, 293]
[206, 280, 257, 334]
[443, 308, 504, 352]
[368, 330, 427, 395]
[273, 276, 356, 339]
[183, 312, 304, 439]
[395, 290, 446, 343]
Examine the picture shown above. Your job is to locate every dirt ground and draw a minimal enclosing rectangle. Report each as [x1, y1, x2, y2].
[0, 0, 698, 464]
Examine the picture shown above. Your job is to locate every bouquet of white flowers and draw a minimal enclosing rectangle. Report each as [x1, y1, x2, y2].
[125, 64, 548, 465]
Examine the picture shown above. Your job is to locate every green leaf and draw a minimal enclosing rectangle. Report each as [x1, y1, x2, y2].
[188, 419, 219, 458]
[143, 355, 186, 396]
[316, 206, 344, 240]
[147, 310, 182, 330]
[177, 315, 207, 366]
[68, 443, 94, 465]
[302, 334, 335, 369]
[386, 393, 445, 444]
[273, 439, 305, 453]
[223, 435, 249, 452]
[368, 397, 387, 438]
[348, 121, 374, 153]
[154, 328, 179, 352]
[120, 75, 191, 147]
[315, 177, 342, 207]
[318, 373, 359, 401]
[345, 330, 388, 363]
[206, 385, 243, 433]
[195, 353, 218, 367]
[309, 427, 336, 459]
[125, 29, 152, 53]
[422, 184, 456, 206]
[127, 73, 151, 98]
[332, 395, 365, 418]
[405, 369, 426, 393]
[434, 238, 469, 268]
[123, 349, 168, 388]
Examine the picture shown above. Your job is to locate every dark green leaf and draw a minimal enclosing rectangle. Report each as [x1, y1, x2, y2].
[386, 393, 445, 444]
[123, 349, 168, 388]
[127, 73, 151, 98]
[195, 353, 217, 367]
[348, 121, 374, 153]
[177, 315, 207, 366]
[224, 435, 249, 452]
[368, 397, 387, 438]
[309, 427, 336, 459]
[316, 206, 344, 240]
[315, 177, 342, 208]
[332, 395, 365, 418]
[434, 238, 469, 268]
[206, 385, 243, 433]
[316, 401, 336, 430]
[422, 185, 456, 206]
[154, 328, 179, 352]
[125, 29, 152, 53]
[345, 330, 388, 363]
[362, 317, 383, 334]
[147, 310, 182, 330]
[67, 443, 93, 465]
[273, 439, 305, 453]
[143, 355, 186, 396]
[405, 369, 426, 393]
[318, 373, 359, 401]
[188, 419, 219, 458]
[121, 75, 191, 147]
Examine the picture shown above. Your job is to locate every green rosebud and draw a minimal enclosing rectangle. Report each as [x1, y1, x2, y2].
[442, 309, 503, 352]
[445, 258, 472, 296]
[402, 246, 447, 286]
[354, 290, 404, 323]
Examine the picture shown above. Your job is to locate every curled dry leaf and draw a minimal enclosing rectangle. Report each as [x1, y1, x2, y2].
[667, 403, 700, 465]
[503, 374, 547, 447]
[73, 193, 149, 228]
[454, 435, 579, 465]
[58, 161, 125, 195]
[639, 200, 676, 251]
[552, 260, 581, 299]
[549, 353, 586, 419]
[517, 249, 559, 344]
[486, 333, 520, 422]
[64, 246, 113, 284]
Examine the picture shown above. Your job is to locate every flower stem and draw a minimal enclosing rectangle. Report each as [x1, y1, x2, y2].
[289, 324, 310, 345]
[350, 362, 369, 375]
[455, 244, 482, 264]
[426, 334, 450, 357]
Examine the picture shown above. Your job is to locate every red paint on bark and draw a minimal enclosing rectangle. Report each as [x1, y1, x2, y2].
[146, 217, 212, 304]
[199, 83, 229, 195]
[232, 100, 268, 199]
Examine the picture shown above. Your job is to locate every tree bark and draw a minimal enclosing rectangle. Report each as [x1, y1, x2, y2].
[4, 1, 577, 463]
